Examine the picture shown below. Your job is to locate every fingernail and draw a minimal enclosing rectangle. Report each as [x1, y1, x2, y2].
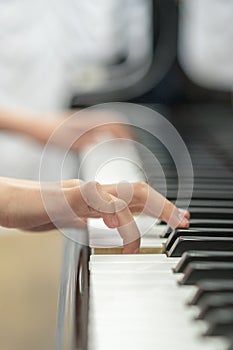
[180, 218, 190, 228]
[177, 211, 189, 227]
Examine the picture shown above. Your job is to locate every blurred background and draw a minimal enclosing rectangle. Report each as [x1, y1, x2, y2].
[0, 0, 232, 349]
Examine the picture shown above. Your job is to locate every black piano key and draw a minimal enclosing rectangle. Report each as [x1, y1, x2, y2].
[173, 251, 233, 273]
[204, 308, 233, 337]
[189, 207, 233, 220]
[161, 226, 173, 238]
[191, 178, 233, 185]
[178, 262, 233, 285]
[165, 228, 233, 251]
[168, 191, 233, 200]
[196, 293, 233, 320]
[161, 178, 233, 187]
[160, 220, 233, 239]
[160, 185, 233, 194]
[176, 200, 233, 208]
[189, 280, 233, 306]
[160, 226, 173, 238]
[193, 184, 233, 190]
[167, 236, 233, 257]
[189, 219, 233, 229]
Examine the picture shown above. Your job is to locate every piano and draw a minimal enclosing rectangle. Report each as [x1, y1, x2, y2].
[55, 1, 233, 349]
[56, 102, 233, 350]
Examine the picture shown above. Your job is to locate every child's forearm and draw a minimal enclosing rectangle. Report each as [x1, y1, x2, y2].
[0, 180, 49, 228]
[0, 178, 72, 229]
[0, 108, 56, 144]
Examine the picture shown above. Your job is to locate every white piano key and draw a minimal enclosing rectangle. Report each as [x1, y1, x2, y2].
[88, 253, 229, 350]
[89, 218, 166, 249]
[89, 260, 178, 272]
[90, 253, 170, 262]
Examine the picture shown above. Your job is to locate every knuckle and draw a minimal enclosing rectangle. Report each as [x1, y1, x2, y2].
[113, 198, 127, 212]
[134, 181, 148, 202]
[85, 181, 101, 192]
[136, 181, 148, 192]
[141, 181, 148, 190]
[71, 179, 81, 187]
[81, 181, 101, 204]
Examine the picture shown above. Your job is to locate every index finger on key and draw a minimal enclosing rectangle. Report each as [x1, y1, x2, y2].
[89, 183, 140, 254]
[112, 198, 141, 254]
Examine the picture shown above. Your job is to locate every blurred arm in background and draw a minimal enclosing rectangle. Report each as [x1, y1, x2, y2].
[0, 108, 132, 150]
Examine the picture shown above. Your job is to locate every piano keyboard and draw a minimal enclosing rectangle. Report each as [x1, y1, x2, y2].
[88, 255, 227, 350]
[80, 105, 233, 350]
